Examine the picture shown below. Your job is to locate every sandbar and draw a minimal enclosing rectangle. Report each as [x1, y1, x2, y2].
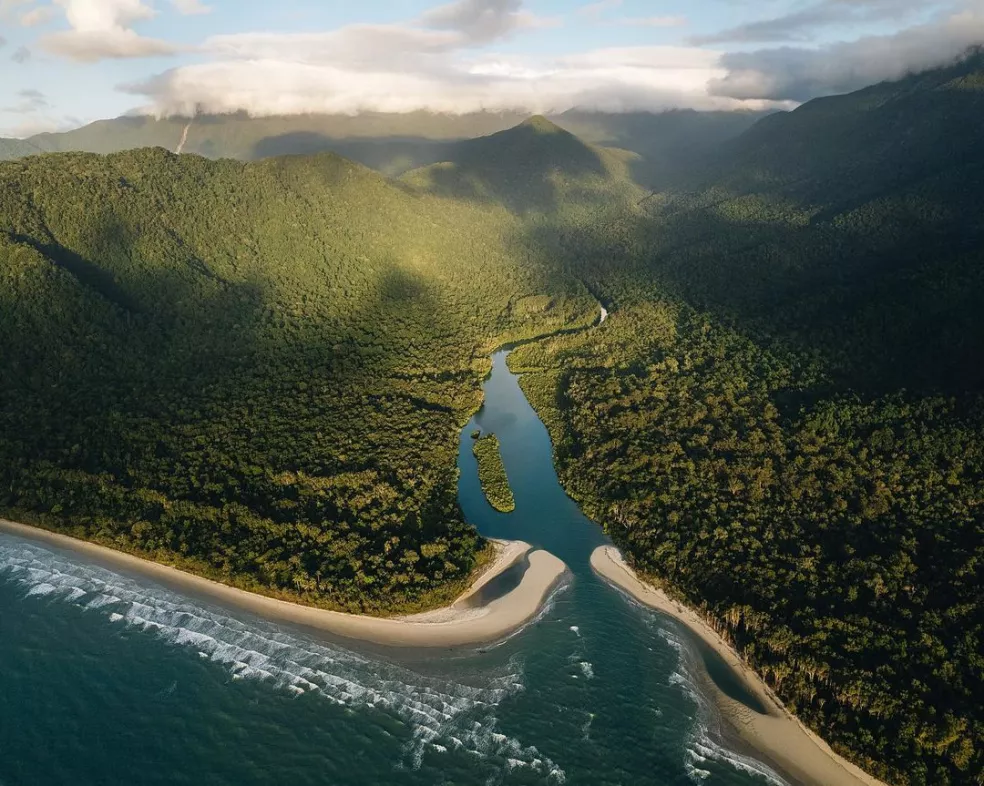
[0, 518, 567, 648]
[590, 546, 887, 786]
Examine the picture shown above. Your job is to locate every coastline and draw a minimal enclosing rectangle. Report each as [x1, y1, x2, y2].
[0, 518, 567, 648]
[590, 546, 888, 786]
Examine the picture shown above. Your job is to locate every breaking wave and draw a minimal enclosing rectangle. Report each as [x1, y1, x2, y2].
[654, 624, 787, 786]
[0, 534, 564, 781]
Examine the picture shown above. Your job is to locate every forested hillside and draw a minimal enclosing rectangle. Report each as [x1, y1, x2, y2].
[509, 52, 984, 785]
[0, 137, 41, 160]
[3, 51, 983, 784]
[401, 116, 643, 215]
[0, 147, 596, 613]
[2, 109, 765, 186]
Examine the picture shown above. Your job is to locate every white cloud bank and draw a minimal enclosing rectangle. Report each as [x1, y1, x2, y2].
[19, 0, 984, 117]
[125, 0, 783, 116]
[41, 0, 179, 61]
[120, 0, 983, 117]
[128, 45, 791, 116]
[710, 8, 984, 101]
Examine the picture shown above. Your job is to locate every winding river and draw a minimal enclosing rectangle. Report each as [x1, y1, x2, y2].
[0, 350, 789, 786]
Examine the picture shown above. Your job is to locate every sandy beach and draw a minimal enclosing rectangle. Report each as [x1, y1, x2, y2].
[590, 546, 888, 786]
[0, 518, 567, 648]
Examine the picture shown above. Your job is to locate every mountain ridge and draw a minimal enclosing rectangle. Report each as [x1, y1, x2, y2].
[0, 108, 768, 188]
[2, 53, 983, 784]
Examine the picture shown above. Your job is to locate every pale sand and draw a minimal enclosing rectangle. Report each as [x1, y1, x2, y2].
[0, 518, 567, 648]
[590, 546, 888, 786]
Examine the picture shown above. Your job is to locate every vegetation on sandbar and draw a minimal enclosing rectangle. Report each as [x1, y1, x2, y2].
[472, 434, 516, 513]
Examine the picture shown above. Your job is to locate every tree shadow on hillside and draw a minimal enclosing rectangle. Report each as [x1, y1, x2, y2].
[1, 212, 483, 603]
[404, 121, 610, 215]
[555, 109, 771, 191]
[516, 190, 984, 398]
[252, 133, 452, 175]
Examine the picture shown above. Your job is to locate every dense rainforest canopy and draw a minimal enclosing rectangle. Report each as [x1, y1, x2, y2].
[471, 434, 515, 513]
[1, 51, 983, 786]
[510, 53, 984, 785]
[0, 108, 765, 188]
[0, 145, 597, 613]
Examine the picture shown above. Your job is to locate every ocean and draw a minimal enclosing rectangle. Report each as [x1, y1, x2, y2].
[0, 351, 788, 786]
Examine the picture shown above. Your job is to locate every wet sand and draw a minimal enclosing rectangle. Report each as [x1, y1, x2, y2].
[0, 519, 567, 648]
[590, 546, 887, 786]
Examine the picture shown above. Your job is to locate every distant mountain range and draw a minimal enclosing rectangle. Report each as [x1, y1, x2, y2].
[0, 108, 767, 188]
[2, 49, 983, 785]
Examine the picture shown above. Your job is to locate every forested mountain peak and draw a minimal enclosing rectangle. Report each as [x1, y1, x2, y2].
[518, 115, 565, 134]
[399, 117, 641, 213]
[0, 109, 769, 193]
[708, 48, 984, 201]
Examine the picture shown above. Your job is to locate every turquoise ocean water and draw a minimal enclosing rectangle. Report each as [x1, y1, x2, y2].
[0, 351, 791, 786]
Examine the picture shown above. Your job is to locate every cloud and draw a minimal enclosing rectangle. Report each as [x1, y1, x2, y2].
[709, 10, 984, 100]
[125, 44, 789, 117]
[0, 35, 6, 48]
[120, 0, 772, 117]
[101, 0, 982, 119]
[41, 0, 179, 61]
[11, 45, 31, 62]
[4, 88, 50, 113]
[693, 0, 946, 45]
[22, 5, 58, 25]
[171, 0, 210, 14]
[0, 0, 57, 26]
[421, 0, 555, 43]
[0, 0, 30, 16]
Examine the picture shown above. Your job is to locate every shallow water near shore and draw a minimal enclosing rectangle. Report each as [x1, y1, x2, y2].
[0, 351, 789, 786]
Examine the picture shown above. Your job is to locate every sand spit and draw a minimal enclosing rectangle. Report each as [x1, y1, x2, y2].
[0, 518, 567, 648]
[590, 546, 888, 786]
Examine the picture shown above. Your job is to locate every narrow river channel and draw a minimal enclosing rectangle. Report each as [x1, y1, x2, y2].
[0, 350, 788, 786]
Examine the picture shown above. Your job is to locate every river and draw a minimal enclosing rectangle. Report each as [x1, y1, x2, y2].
[0, 351, 788, 786]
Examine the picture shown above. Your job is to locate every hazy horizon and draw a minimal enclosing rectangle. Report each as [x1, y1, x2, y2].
[2, 0, 983, 138]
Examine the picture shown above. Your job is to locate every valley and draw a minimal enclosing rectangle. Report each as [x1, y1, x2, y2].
[2, 52, 983, 785]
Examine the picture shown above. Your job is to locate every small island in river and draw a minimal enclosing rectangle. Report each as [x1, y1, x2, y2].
[471, 434, 516, 513]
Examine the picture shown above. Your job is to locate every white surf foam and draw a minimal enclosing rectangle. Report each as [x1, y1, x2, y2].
[0, 534, 565, 782]
[639, 614, 790, 786]
[581, 712, 595, 742]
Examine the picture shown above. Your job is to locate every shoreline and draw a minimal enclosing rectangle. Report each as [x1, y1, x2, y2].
[590, 546, 888, 786]
[0, 518, 567, 648]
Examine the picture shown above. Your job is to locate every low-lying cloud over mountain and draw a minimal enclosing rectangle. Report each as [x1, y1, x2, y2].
[128, 0, 984, 116]
[709, 5, 984, 101]
[1, 0, 983, 135]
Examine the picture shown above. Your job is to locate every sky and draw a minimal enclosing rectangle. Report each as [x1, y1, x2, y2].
[1, 0, 982, 137]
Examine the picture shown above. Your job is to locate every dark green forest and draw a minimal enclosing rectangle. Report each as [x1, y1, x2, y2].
[509, 53, 984, 786]
[2, 50, 983, 786]
[0, 147, 596, 613]
[1, 108, 764, 188]
[471, 433, 515, 513]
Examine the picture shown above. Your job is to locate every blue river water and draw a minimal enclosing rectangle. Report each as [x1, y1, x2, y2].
[0, 351, 790, 786]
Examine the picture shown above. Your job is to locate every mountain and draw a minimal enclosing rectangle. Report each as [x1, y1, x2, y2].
[401, 116, 644, 214]
[3, 109, 768, 185]
[4, 56, 984, 784]
[508, 55, 984, 785]
[0, 142, 597, 614]
[0, 137, 45, 160]
[634, 49, 984, 395]
[708, 50, 984, 205]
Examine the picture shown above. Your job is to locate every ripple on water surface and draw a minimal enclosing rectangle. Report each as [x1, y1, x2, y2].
[0, 534, 565, 783]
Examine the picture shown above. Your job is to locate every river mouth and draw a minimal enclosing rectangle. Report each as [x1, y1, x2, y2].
[0, 347, 792, 786]
[457, 555, 529, 608]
